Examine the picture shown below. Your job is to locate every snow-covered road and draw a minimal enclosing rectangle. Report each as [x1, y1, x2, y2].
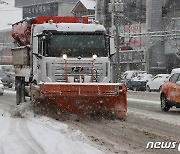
[0, 116, 103, 154]
[1, 89, 180, 154]
[0, 89, 102, 154]
[128, 91, 180, 126]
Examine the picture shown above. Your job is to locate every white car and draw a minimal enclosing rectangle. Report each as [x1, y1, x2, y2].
[0, 80, 4, 95]
[146, 74, 170, 92]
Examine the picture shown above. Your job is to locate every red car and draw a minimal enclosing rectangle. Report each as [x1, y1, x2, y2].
[160, 69, 180, 111]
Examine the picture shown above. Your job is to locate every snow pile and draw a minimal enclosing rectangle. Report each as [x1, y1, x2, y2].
[28, 117, 102, 154]
[0, 115, 102, 154]
[0, 89, 102, 154]
[0, 0, 22, 30]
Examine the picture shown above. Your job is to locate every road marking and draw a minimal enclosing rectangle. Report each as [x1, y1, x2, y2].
[19, 119, 45, 154]
[4, 90, 16, 94]
[127, 98, 160, 104]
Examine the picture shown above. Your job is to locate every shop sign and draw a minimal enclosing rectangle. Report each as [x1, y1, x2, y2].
[23, 2, 58, 18]
[111, 50, 144, 63]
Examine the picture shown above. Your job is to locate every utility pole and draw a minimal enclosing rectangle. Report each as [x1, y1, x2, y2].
[108, 0, 115, 34]
[111, 0, 115, 34]
[95, 0, 98, 21]
[145, 32, 151, 74]
[115, 24, 121, 82]
[108, 0, 124, 83]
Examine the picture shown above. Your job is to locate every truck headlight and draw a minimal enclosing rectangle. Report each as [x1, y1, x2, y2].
[92, 54, 97, 60]
[63, 54, 67, 60]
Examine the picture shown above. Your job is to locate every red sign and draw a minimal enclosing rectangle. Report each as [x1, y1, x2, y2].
[124, 24, 141, 33]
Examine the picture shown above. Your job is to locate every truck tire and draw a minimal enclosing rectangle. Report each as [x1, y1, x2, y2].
[15, 77, 25, 105]
[16, 87, 21, 105]
[161, 94, 170, 112]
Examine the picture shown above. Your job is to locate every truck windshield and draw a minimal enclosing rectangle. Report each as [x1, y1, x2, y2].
[42, 32, 107, 57]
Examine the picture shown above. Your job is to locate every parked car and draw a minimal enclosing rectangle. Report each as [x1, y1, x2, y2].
[123, 70, 146, 80]
[0, 80, 4, 95]
[129, 73, 152, 91]
[0, 69, 14, 88]
[146, 74, 170, 92]
[122, 70, 146, 89]
[171, 68, 180, 73]
[160, 69, 180, 112]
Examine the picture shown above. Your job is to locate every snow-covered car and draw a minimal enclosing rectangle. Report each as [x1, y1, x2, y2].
[122, 70, 146, 89]
[0, 80, 4, 95]
[0, 69, 14, 88]
[123, 70, 146, 80]
[146, 74, 170, 92]
[129, 73, 152, 91]
[160, 69, 180, 112]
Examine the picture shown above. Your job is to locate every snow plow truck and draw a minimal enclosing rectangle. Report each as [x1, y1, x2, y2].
[11, 16, 127, 119]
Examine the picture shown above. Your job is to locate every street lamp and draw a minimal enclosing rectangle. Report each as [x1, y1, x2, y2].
[108, 0, 124, 83]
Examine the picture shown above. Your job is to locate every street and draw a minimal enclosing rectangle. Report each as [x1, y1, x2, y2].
[0, 0, 180, 153]
[65, 91, 180, 154]
[0, 89, 180, 154]
[0, 89, 102, 154]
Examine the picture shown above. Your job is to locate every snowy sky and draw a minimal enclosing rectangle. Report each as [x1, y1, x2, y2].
[0, 0, 22, 30]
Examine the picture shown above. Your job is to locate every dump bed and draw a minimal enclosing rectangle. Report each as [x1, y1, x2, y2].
[12, 16, 88, 46]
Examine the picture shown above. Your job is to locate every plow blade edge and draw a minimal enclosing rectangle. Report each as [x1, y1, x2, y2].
[32, 83, 127, 119]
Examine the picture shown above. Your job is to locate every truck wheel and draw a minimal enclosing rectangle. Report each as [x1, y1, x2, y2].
[161, 94, 170, 112]
[15, 77, 25, 105]
[16, 81, 22, 105]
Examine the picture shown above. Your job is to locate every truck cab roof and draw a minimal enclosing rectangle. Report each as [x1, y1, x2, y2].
[33, 23, 106, 36]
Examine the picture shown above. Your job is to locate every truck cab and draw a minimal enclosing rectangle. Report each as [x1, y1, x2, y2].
[32, 22, 111, 84]
[11, 16, 127, 119]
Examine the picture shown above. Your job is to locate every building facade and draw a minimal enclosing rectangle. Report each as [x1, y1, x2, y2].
[163, 0, 180, 72]
[71, 0, 95, 17]
[15, 0, 79, 18]
[107, 0, 147, 73]
[0, 30, 14, 64]
[1, 0, 180, 71]
[108, 0, 180, 74]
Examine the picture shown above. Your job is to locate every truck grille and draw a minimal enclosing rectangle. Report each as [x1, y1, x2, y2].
[51, 60, 104, 83]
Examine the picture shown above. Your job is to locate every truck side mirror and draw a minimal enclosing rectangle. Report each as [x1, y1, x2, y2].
[109, 36, 115, 55]
[33, 36, 38, 54]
